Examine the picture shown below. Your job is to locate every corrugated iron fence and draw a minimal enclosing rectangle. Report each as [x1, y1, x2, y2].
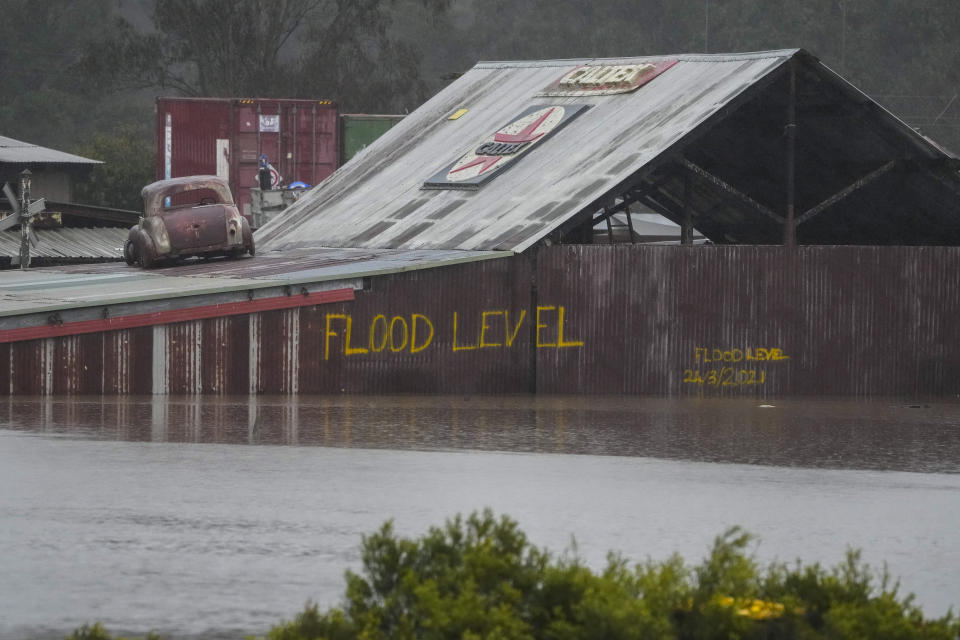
[3, 245, 960, 396]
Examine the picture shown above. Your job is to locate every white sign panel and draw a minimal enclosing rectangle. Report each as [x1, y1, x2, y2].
[259, 115, 280, 133]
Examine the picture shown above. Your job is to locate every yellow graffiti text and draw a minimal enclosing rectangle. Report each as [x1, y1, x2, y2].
[535, 306, 584, 348]
[323, 306, 583, 359]
[694, 347, 789, 363]
[683, 368, 767, 387]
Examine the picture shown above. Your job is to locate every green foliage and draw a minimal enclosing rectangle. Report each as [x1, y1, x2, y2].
[77, 0, 451, 113]
[7, 0, 960, 152]
[66, 622, 163, 640]
[65, 512, 959, 639]
[261, 511, 958, 640]
[72, 126, 155, 210]
[0, 0, 150, 149]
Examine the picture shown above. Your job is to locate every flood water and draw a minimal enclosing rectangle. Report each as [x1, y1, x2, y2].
[1, 395, 959, 639]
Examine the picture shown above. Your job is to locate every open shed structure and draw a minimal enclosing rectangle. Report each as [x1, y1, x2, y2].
[257, 48, 960, 253]
[2, 49, 960, 397]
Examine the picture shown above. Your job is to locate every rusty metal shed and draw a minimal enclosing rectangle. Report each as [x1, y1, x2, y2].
[3, 50, 960, 397]
[257, 49, 960, 252]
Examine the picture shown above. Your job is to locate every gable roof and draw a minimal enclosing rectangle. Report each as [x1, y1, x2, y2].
[258, 49, 960, 252]
[0, 136, 101, 166]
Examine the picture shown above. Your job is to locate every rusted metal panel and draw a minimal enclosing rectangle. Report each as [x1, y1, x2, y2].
[534, 245, 960, 397]
[0, 343, 9, 393]
[201, 315, 249, 394]
[9, 339, 45, 394]
[295, 257, 534, 394]
[102, 327, 154, 395]
[164, 320, 203, 394]
[5, 246, 960, 397]
[51, 333, 103, 394]
[253, 309, 299, 394]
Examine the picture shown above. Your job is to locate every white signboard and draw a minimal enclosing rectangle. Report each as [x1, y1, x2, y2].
[259, 115, 280, 133]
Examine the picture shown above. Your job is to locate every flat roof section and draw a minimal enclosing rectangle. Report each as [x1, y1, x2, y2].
[0, 247, 507, 322]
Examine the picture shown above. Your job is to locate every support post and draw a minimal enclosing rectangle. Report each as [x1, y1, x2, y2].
[784, 61, 797, 247]
[605, 202, 615, 244]
[18, 170, 31, 270]
[681, 169, 693, 245]
[624, 195, 636, 244]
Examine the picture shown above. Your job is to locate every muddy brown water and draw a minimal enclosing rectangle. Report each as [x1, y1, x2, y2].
[1, 395, 958, 638]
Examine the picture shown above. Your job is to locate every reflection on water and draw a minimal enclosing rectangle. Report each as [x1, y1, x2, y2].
[2, 395, 959, 473]
[2, 395, 959, 639]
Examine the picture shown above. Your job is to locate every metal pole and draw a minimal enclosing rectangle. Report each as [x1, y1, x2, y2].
[784, 62, 797, 247]
[277, 101, 283, 183]
[18, 170, 31, 270]
[682, 169, 693, 245]
[312, 105, 317, 186]
[257, 102, 263, 165]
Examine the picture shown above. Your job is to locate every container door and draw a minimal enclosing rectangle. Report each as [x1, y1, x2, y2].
[234, 101, 282, 219]
[286, 103, 338, 188]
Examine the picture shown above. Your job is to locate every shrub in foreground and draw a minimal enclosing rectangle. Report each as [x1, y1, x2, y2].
[69, 510, 958, 639]
[265, 510, 957, 640]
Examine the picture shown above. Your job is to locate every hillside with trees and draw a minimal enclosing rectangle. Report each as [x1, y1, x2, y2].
[2, 0, 959, 207]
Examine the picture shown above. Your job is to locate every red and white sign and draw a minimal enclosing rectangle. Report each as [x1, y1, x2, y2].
[425, 104, 589, 189]
[538, 60, 678, 96]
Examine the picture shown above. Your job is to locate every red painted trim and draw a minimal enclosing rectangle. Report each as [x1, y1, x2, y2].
[0, 287, 355, 344]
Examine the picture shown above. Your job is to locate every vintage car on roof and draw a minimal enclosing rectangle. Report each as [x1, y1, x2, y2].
[124, 176, 254, 268]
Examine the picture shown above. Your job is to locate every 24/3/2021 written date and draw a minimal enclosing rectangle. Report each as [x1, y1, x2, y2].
[682, 367, 766, 387]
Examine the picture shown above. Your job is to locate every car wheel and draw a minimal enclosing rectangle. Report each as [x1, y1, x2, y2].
[123, 240, 137, 266]
[136, 232, 157, 268]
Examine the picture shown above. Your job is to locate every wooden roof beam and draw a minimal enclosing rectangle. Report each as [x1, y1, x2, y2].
[795, 159, 897, 226]
[680, 158, 785, 224]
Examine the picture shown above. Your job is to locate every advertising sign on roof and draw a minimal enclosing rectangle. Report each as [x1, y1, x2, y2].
[538, 60, 677, 96]
[424, 104, 589, 190]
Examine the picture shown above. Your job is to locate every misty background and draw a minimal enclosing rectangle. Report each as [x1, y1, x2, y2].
[2, 0, 958, 208]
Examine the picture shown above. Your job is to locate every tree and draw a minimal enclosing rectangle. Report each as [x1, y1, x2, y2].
[79, 0, 451, 112]
[0, 0, 129, 149]
[73, 126, 155, 210]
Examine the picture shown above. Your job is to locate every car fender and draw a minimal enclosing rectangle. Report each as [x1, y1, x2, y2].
[142, 216, 172, 256]
[135, 229, 158, 268]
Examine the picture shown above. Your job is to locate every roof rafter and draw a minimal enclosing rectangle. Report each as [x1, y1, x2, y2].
[796, 160, 898, 226]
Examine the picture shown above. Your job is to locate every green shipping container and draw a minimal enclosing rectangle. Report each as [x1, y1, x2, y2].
[340, 114, 404, 164]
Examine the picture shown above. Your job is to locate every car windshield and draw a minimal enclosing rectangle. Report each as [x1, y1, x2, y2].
[161, 187, 225, 210]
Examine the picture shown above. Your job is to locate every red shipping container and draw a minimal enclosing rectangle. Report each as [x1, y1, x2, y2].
[155, 97, 339, 221]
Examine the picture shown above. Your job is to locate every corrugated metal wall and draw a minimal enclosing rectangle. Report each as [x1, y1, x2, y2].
[536, 245, 960, 396]
[4, 245, 960, 397]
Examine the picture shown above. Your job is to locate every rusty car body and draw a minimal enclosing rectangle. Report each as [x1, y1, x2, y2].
[124, 176, 254, 268]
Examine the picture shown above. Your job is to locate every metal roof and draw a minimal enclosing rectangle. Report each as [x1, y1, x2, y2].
[0, 247, 505, 319]
[0, 136, 101, 165]
[0, 227, 126, 261]
[257, 49, 960, 250]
